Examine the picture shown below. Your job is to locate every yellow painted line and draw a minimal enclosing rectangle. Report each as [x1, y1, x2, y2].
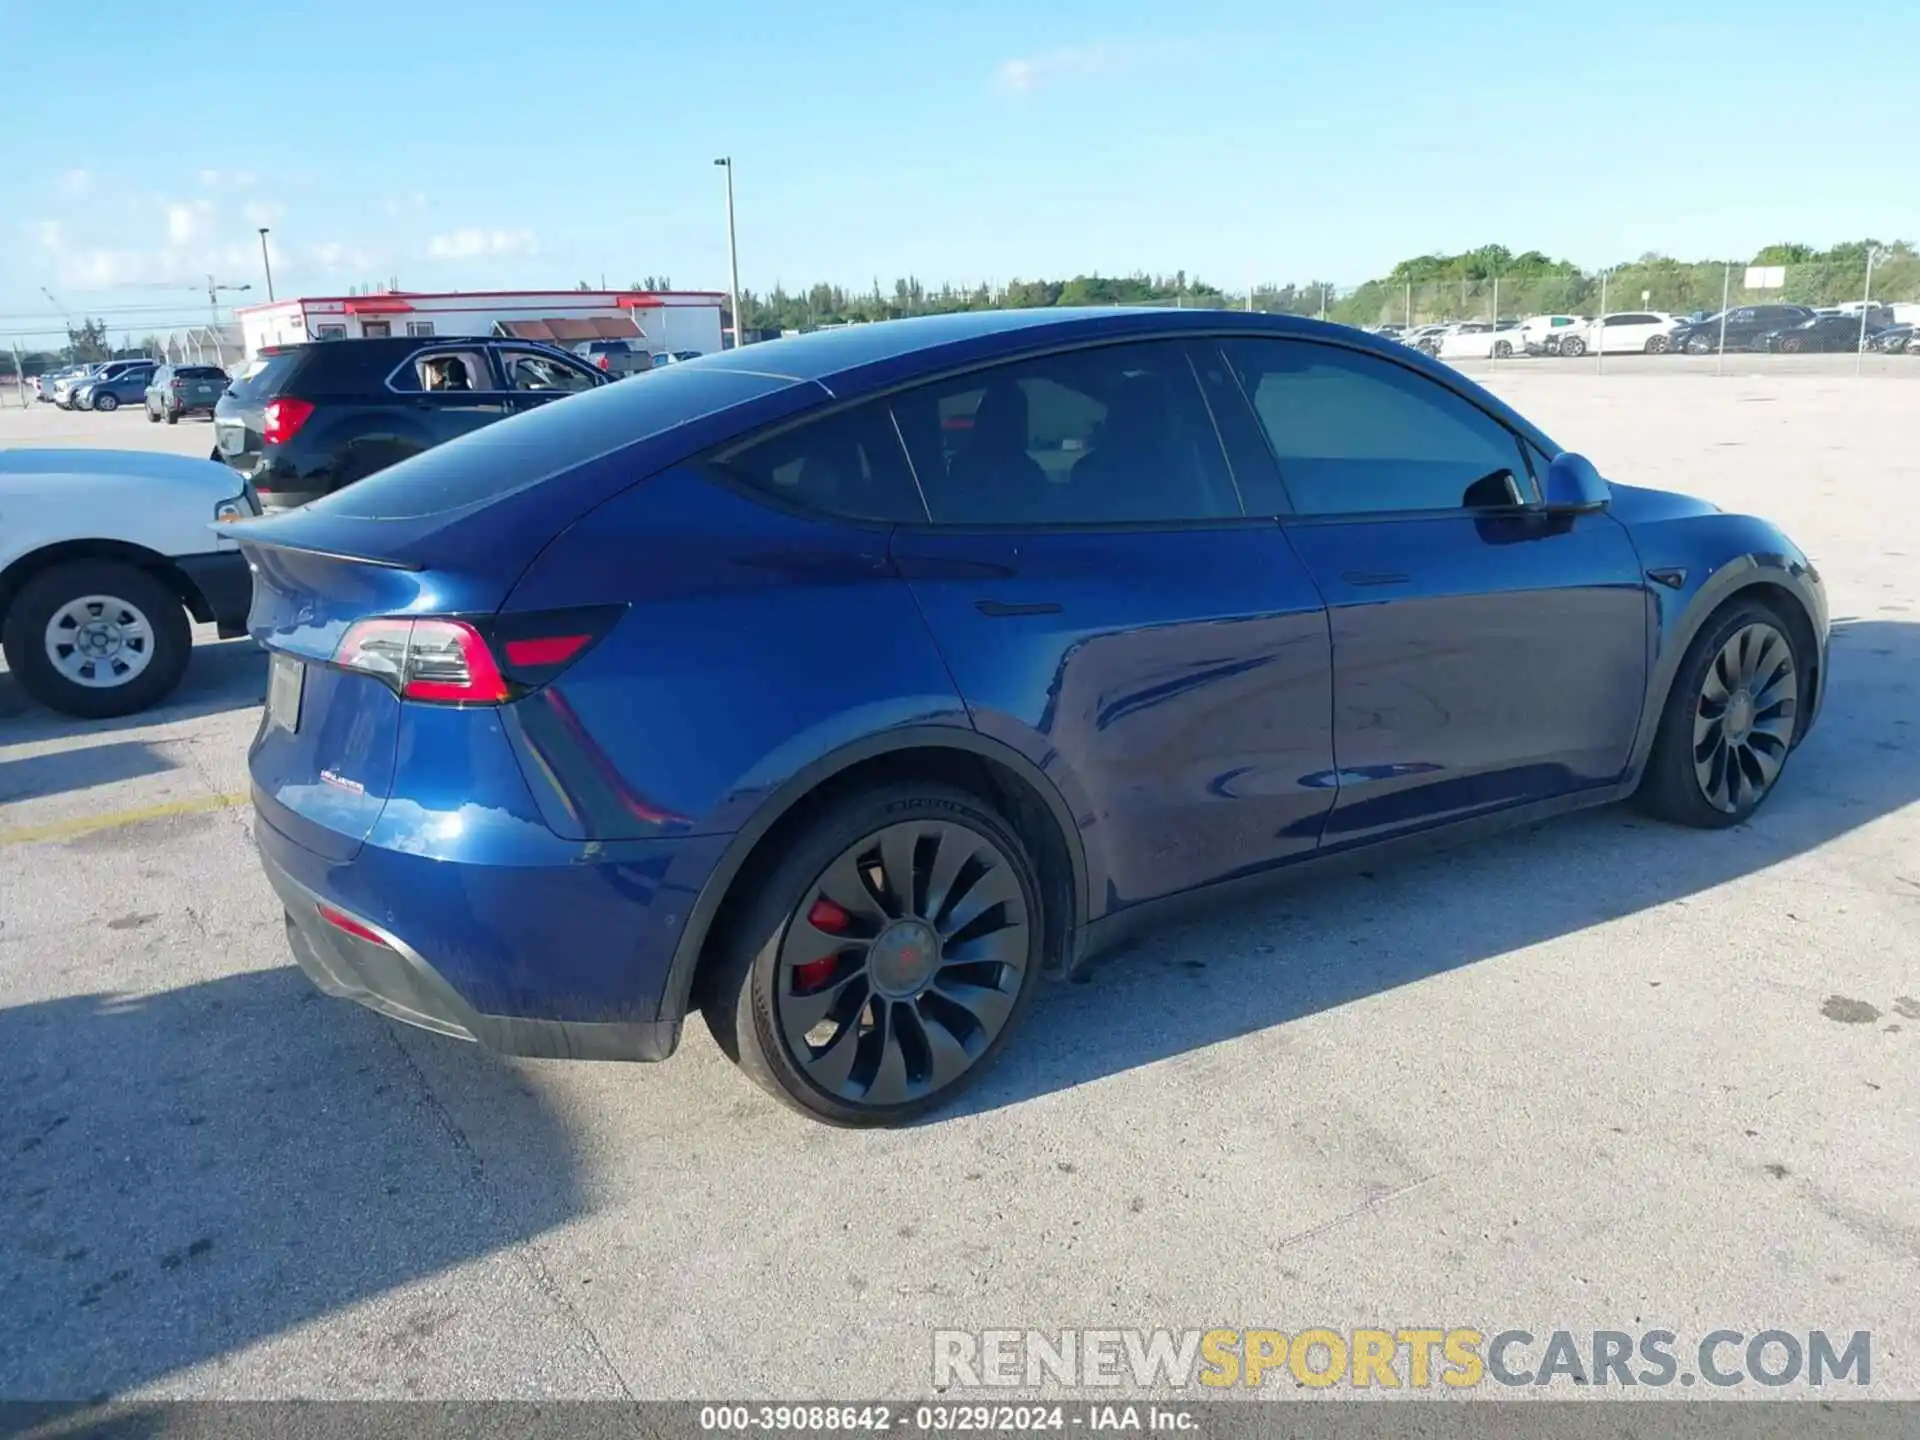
[0, 790, 249, 847]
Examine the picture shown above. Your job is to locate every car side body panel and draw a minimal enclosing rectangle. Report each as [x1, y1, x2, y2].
[498, 464, 973, 843]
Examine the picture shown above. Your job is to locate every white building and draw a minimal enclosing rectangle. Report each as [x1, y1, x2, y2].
[234, 288, 726, 361]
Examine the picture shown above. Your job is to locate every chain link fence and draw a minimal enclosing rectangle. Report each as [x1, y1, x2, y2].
[1246, 252, 1920, 372]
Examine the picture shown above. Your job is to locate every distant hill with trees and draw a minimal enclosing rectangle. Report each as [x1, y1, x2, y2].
[731, 240, 1917, 333]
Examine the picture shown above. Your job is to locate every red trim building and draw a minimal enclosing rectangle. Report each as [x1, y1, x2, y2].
[235, 288, 727, 359]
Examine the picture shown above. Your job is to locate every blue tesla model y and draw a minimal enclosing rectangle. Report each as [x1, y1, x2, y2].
[227, 308, 1828, 1125]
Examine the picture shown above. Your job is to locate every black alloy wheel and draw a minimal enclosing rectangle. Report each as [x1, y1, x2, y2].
[1691, 622, 1798, 816]
[1637, 601, 1802, 828]
[703, 785, 1043, 1125]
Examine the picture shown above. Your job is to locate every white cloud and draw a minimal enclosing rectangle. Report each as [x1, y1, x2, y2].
[242, 199, 285, 227]
[198, 168, 222, 187]
[427, 227, 535, 260]
[383, 191, 430, 217]
[57, 168, 92, 198]
[309, 240, 377, 273]
[166, 198, 215, 245]
[232, 170, 257, 188]
[993, 44, 1123, 94]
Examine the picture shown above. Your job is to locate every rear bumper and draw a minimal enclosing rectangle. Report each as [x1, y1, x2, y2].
[259, 819, 684, 1062]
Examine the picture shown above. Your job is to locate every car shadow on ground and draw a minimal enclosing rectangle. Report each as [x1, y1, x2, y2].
[950, 616, 1920, 1119]
[0, 637, 266, 741]
[0, 967, 585, 1399]
[0, 740, 179, 803]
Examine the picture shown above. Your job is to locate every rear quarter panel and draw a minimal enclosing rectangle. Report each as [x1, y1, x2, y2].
[499, 465, 971, 842]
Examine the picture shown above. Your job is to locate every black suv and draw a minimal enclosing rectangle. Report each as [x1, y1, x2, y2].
[211, 336, 606, 511]
[1671, 304, 1816, 354]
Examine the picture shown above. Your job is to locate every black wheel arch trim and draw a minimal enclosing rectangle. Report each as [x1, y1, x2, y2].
[1624, 552, 1826, 782]
[656, 725, 1089, 1024]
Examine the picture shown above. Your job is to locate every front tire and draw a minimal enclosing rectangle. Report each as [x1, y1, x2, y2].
[701, 783, 1045, 1126]
[94, 392, 119, 412]
[1634, 600, 1802, 828]
[1559, 335, 1587, 358]
[1686, 335, 1713, 355]
[1, 561, 192, 718]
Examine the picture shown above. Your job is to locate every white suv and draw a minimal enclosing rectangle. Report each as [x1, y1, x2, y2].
[1567, 311, 1683, 357]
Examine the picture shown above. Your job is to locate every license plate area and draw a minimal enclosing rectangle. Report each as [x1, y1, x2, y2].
[267, 653, 304, 733]
[217, 423, 246, 455]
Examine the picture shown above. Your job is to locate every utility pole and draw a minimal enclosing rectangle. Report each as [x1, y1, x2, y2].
[258, 229, 275, 301]
[714, 157, 743, 348]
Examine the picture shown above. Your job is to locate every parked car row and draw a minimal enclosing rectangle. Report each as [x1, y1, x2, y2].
[1369, 303, 1918, 360]
[29, 358, 234, 417]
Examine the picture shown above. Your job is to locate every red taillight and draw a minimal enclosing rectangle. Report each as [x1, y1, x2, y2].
[335, 617, 509, 704]
[597, 355, 610, 370]
[262, 396, 315, 446]
[334, 607, 622, 704]
[169, 379, 185, 390]
[316, 902, 390, 948]
[503, 633, 591, 668]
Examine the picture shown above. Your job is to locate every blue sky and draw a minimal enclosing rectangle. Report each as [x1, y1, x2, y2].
[4, 0, 1914, 346]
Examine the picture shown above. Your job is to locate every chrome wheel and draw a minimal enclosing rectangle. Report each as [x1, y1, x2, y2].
[1693, 622, 1796, 814]
[44, 594, 156, 688]
[776, 820, 1030, 1106]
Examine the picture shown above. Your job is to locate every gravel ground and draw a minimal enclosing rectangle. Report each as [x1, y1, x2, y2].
[1, 372, 1916, 1402]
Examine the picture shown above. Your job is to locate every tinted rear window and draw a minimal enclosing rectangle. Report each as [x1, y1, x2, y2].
[179, 366, 227, 380]
[227, 352, 303, 400]
[310, 363, 804, 520]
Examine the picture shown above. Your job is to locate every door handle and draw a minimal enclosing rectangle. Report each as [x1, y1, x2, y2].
[1339, 570, 1410, 587]
[975, 600, 1062, 617]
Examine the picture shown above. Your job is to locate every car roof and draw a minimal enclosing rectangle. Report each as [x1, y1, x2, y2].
[688, 307, 1558, 451]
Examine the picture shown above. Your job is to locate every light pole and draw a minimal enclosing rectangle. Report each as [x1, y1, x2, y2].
[1858, 245, 1886, 375]
[258, 228, 276, 301]
[713, 157, 743, 348]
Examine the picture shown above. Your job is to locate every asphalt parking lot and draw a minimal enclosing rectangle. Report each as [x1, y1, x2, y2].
[3, 369, 1918, 1402]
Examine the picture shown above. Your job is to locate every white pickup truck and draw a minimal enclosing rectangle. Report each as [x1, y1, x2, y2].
[0, 450, 259, 718]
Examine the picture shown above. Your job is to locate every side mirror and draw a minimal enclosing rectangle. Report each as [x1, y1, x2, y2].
[1543, 451, 1610, 513]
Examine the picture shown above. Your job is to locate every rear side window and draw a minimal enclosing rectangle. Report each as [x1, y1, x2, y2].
[313, 364, 804, 520]
[227, 351, 303, 400]
[712, 400, 924, 523]
[1222, 338, 1533, 516]
[890, 340, 1241, 526]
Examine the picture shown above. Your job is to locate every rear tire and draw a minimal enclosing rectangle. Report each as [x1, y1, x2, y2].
[1645, 335, 1670, 354]
[1634, 599, 1803, 829]
[146, 405, 160, 423]
[0, 560, 192, 719]
[701, 783, 1044, 1126]
[165, 404, 179, 425]
[1493, 340, 1513, 358]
